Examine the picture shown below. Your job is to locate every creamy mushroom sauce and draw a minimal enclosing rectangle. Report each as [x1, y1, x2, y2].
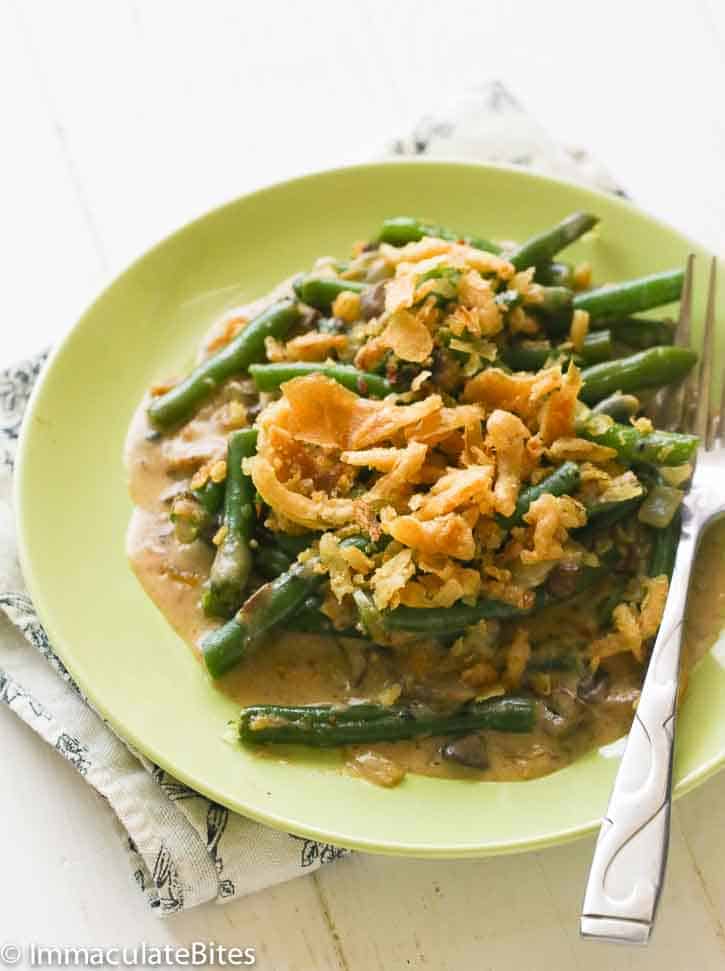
[125, 302, 725, 785]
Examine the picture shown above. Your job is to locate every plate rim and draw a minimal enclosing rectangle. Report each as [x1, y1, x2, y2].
[13, 157, 724, 857]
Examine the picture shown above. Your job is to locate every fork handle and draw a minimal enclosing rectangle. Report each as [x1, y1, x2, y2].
[580, 489, 712, 944]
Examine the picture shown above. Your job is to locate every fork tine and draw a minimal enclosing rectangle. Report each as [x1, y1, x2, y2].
[720, 350, 725, 445]
[659, 254, 695, 431]
[676, 252, 695, 345]
[694, 257, 717, 447]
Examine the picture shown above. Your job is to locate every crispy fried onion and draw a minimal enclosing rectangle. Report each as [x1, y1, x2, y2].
[463, 364, 580, 444]
[486, 409, 530, 517]
[399, 554, 482, 608]
[546, 437, 617, 463]
[406, 404, 484, 446]
[273, 373, 441, 450]
[370, 549, 415, 610]
[282, 332, 347, 362]
[248, 455, 359, 529]
[379, 309, 433, 363]
[590, 576, 669, 663]
[520, 493, 586, 564]
[363, 441, 428, 503]
[410, 465, 494, 519]
[381, 238, 514, 278]
[381, 506, 476, 560]
[538, 363, 582, 444]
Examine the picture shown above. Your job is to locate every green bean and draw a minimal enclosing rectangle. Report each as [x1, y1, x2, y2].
[382, 598, 527, 636]
[572, 269, 684, 320]
[505, 286, 574, 337]
[249, 362, 393, 398]
[596, 577, 628, 625]
[148, 300, 301, 430]
[256, 545, 342, 588]
[377, 217, 501, 254]
[591, 392, 641, 423]
[254, 558, 362, 633]
[193, 477, 225, 517]
[382, 554, 611, 636]
[501, 331, 612, 371]
[499, 340, 553, 371]
[239, 696, 536, 747]
[508, 212, 598, 272]
[574, 498, 643, 548]
[285, 599, 362, 639]
[253, 531, 316, 578]
[534, 286, 574, 317]
[170, 472, 228, 544]
[580, 346, 697, 405]
[579, 329, 614, 364]
[649, 511, 681, 579]
[498, 462, 580, 530]
[378, 216, 586, 297]
[585, 495, 644, 524]
[202, 429, 259, 618]
[202, 562, 320, 677]
[599, 316, 675, 349]
[577, 416, 699, 466]
[535, 261, 574, 287]
[293, 276, 366, 312]
[351, 589, 389, 643]
[255, 545, 293, 580]
[169, 494, 210, 544]
[202, 536, 369, 678]
[270, 532, 316, 558]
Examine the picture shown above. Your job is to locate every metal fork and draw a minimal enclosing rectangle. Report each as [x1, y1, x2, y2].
[580, 255, 725, 945]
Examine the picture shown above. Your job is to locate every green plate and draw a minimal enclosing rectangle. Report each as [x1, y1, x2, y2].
[15, 161, 725, 857]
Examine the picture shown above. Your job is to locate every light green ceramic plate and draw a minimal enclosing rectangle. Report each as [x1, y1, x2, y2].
[16, 161, 725, 857]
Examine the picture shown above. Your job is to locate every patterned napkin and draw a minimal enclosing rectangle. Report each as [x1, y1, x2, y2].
[0, 81, 623, 915]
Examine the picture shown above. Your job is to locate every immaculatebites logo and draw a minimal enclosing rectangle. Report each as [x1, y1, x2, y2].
[0, 941, 257, 967]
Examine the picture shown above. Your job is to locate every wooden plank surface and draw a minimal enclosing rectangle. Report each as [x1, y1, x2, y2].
[2, 1, 725, 967]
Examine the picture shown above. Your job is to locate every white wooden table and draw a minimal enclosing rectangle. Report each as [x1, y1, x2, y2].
[3, 1, 725, 967]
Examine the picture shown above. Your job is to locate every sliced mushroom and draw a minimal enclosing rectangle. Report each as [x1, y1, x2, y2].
[404, 681, 478, 707]
[577, 668, 610, 704]
[337, 639, 369, 688]
[546, 561, 583, 599]
[299, 305, 321, 330]
[431, 348, 463, 393]
[441, 735, 489, 769]
[540, 707, 572, 738]
[245, 401, 264, 421]
[540, 689, 583, 738]
[360, 282, 386, 320]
